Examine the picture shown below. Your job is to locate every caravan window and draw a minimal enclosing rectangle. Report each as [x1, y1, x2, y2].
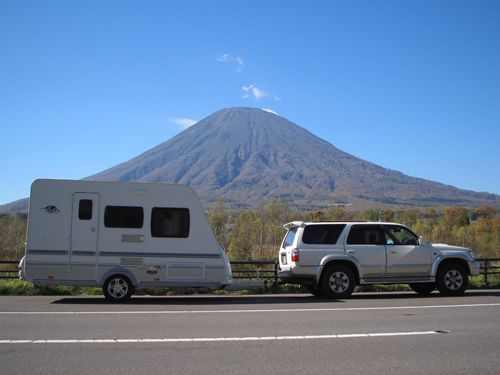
[104, 206, 144, 228]
[78, 199, 93, 220]
[151, 207, 190, 238]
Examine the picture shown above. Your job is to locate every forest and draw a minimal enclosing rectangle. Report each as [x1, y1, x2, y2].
[0, 202, 499, 261]
[208, 200, 500, 261]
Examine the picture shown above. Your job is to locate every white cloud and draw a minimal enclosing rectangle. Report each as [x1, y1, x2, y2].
[217, 54, 232, 62]
[242, 84, 267, 100]
[262, 108, 279, 115]
[242, 84, 281, 101]
[170, 118, 198, 129]
[217, 53, 245, 72]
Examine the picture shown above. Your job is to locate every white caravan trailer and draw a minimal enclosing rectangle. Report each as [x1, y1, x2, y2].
[19, 179, 232, 302]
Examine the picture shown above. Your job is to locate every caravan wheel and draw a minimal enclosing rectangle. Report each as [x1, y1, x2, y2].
[103, 275, 133, 302]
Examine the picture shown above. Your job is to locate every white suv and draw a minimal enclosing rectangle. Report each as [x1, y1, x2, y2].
[278, 221, 480, 298]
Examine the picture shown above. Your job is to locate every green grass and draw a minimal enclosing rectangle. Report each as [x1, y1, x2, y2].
[0, 279, 75, 296]
[79, 287, 103, 295]
[0, 279, 37, 295]
[469, 275, 500, 289]
[1, 276, 498, 297]
[355, 284, 411, 293]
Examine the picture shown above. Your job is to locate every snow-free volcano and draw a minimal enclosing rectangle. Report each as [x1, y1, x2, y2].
[88, 107, 498, 209]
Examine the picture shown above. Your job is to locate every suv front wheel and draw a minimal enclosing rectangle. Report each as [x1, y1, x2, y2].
[320, 265, 356, 299]
[436, 263, 468, 296]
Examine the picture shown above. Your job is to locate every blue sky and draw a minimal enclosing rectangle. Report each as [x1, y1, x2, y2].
[1, 0, 499, 205]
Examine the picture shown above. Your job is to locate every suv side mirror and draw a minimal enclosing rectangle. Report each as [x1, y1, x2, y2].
[418, 236, 427, 246]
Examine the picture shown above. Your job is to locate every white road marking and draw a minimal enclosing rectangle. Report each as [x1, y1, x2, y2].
[0, 303, 498, 315]
[0, 330, 445, 344]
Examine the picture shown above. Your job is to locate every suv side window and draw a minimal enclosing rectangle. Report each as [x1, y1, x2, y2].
[283, 228, 298, 248]
[302, 224, 346, 244]
[382, 225, 419, 245]
[346, 225, 384, 245]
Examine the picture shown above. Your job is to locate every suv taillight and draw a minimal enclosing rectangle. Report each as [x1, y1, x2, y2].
[291, 248, 300, 262]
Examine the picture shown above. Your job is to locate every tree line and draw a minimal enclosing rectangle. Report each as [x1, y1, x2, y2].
[209, 200, 500, 260]
[0, 213, 27, 260]
[0, 202, 498, 260]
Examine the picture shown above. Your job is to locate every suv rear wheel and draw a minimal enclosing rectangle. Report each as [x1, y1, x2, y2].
[320, 265, 356, 299]
[409, 283, 435, 295]
[305, 286, 324, 297]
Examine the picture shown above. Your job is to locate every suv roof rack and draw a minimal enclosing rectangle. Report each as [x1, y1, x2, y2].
[306, 221, 367, 223]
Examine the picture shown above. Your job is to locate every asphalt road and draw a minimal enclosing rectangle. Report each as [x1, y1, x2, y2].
[1, 290, 499, 375]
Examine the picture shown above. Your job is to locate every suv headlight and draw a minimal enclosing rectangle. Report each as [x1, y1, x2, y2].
[468, 251, 475, 260]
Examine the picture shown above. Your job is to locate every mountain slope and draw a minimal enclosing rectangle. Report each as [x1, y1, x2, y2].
[87, 107, 498, 209]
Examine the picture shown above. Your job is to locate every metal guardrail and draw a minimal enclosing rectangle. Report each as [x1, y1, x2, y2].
[1, 258, 499, 287]
[0, 259, 280, 289]
[229, 260, 279, 291]
[0, 260, 19, 279]
[479, 258, 500, 286]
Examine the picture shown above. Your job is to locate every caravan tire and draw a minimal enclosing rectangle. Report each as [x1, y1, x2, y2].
[103, 275, 134, 303]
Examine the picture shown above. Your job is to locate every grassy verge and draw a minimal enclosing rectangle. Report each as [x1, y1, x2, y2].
[470, 275, 500, 289]
[0, 279, 75, 296]
[0, 279, 104, 296]
[1, 277, 498, 296]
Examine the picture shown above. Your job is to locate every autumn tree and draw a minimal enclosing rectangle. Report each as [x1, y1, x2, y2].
[0, 214, 27, 259]
[208, 198, 231, 250]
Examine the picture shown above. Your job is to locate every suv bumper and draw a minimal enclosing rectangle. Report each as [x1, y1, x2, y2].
[278, 267, 317, 285]
[469, 260, 480, 276]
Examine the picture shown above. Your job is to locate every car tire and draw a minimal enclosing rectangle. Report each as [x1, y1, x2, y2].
[305, 286, 324, 297]
[103, 275, 134, 302]
[436, 263, 468, 296]
[320, 265, 356, 299]
[409, 283, 435, 295]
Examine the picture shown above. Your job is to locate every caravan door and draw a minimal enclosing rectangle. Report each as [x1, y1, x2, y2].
[70, 193, 99, 279]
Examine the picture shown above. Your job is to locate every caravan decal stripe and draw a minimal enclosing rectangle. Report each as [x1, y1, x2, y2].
[72, 251, 96, 256]
[99, 252, 221, 258]
[27, 250, 222, 258]
[26, 261, 68, 266]
[28, 250, 68, 256]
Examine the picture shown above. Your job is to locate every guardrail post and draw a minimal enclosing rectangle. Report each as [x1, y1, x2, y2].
[273, 261, 279, 292]
[484, 260, 489, 287]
